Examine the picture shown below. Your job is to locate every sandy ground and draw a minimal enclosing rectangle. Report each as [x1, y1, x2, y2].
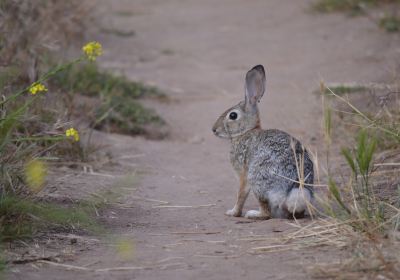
[7, 0, 400, 279]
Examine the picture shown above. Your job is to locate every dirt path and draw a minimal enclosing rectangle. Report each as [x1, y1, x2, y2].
[8, 0, 400, 279]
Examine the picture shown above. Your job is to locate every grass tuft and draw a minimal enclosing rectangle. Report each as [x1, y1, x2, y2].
[290, 83, 400, 278]
[0, 195, 101, 242]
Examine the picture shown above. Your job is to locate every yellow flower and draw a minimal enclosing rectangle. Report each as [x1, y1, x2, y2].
[115, 238, 135, 260]
[65, 127, 80, 142]
[29, 83, 48, 95]
[82, 41, 102, 61]
[25, 159, 47, 193]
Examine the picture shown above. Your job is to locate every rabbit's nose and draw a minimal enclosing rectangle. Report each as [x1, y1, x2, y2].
[212, 128, 217, 133]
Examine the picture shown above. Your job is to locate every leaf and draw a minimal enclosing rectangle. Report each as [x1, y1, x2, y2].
[341, 148, 356, 175]
[328, 177, 351, 214]
[0, 99, 32, 151]
[355, 130, 376, 175]
[324, 105, 332, 144]
[365, 137, 377, 172]
[356, 130, 367, 174]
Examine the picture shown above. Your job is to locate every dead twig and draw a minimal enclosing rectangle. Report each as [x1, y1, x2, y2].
[9, 255, 61, 265]
[37, 260, 187, 272]
[152, 204, 216, 209]
[128, 195, 169, 205]
[150, 231, 221, 236]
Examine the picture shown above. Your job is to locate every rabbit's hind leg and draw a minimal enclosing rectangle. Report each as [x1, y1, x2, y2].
[244, 200, 270, 220]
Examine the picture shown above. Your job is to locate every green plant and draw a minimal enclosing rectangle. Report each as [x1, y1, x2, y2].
[1, 42, 101, 195]
[52, 63, 167, 137]
[379, 14, 400, 32]
[53, 63, 163, 99]
[0, 43, 103, 264]
[94, 95, 164, 135]
[0, 194, 101, 241]
[340, 130, 385, 223]
[314, 102, 400, 277]
[312, 0, 400, 13]
[321, 85, 400, 234]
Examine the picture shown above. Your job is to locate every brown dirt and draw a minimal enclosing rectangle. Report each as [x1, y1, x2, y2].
[6, 0, 400, 279]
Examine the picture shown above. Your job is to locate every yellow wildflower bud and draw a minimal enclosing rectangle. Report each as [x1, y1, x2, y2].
[25, 159, 47, 193]
[65, 127, 80, 142]
[29, 83, 48, 95]
[82, 41, 103, 61]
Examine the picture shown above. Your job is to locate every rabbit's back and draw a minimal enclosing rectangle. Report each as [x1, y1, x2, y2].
[231, 129, 314, 200]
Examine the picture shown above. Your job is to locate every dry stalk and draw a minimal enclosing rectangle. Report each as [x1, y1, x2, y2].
[150, 231, 221, 236]
[38, 260, 188, 272]
[152, 204, 216, 209]
[193, 254, 242, 259]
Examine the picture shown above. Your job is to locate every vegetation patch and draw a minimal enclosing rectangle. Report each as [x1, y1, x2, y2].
[53, 63, 163, 99]
[52, 63, 167, 138]
[94, 95, 164, 135]
[0, 0, 166, 273]
[312, 83, 400, 278]
[0, 195, 101, 242]
[312, 0, 400, 34]
[312, 0, 400, 13]
[379, 14, 400, 32]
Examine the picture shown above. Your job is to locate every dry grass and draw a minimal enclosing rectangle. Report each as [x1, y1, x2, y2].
[0, 0, 90, 77]
[309, 237, 400, 279]
[240, 218, 354, 254]
[308, 82, 400, 278]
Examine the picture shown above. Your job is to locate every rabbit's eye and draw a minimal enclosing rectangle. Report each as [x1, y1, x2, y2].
[229, 112, 238, 120]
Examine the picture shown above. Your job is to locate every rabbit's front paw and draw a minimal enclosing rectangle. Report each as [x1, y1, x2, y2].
[225, 207, 241, 217]
[245, 210, 269, 220]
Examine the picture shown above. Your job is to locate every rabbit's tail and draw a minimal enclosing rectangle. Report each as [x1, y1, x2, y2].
[285, 187, 313, 214]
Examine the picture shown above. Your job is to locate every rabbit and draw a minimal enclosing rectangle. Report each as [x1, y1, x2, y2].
[212, 65, 314, 219]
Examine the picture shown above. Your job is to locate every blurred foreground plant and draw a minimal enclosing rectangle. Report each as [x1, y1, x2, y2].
[0, 41, 102, 195]
[0, 42, 103, 255]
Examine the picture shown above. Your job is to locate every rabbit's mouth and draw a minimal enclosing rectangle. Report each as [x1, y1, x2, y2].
[212, 126, 228, 138]
[212, 126, 241, 139]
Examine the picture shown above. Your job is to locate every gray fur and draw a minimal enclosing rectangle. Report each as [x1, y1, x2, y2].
[212, 65, 314, 219]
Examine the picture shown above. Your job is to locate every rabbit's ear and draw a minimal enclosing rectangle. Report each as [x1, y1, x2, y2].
[245, 65, 266, 109]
